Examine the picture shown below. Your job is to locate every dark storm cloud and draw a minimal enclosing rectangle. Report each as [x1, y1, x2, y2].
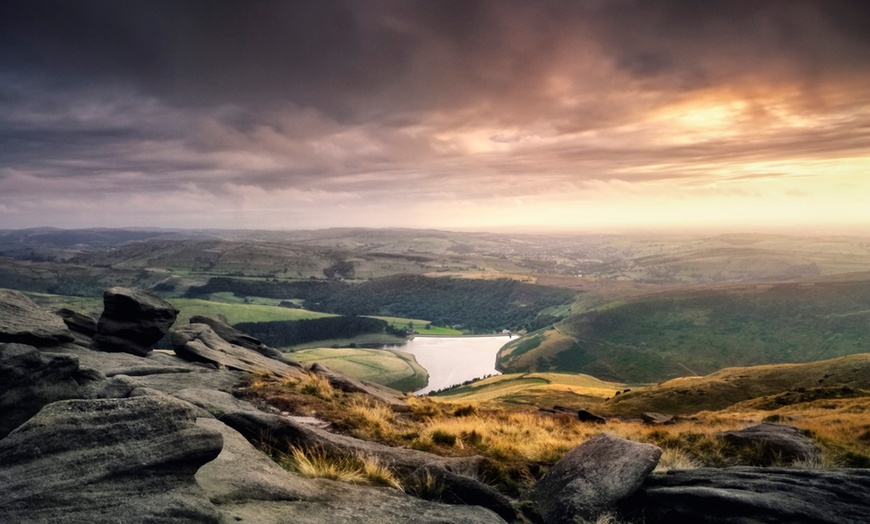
[1, 1, 869, 228]
[5, 1, 860, 120]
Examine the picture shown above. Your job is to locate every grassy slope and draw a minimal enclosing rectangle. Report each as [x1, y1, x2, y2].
[499, 275, 870, 383]
[290, 348, 428, 393]
[437, 354, 870, 420]
[599, 353, 870, 417]
[434, 372, 624, 409]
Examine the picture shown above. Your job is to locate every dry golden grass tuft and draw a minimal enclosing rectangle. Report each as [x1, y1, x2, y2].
[279, 445, 403, 491]
[347, 396, 399, 441]
[298, 372, 336, 400]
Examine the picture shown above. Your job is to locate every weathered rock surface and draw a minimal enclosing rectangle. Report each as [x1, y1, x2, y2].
[90, 287, 179, 356]
[409, 463, 518, 522]
[309, 362, 407, 407]
[55, 307, 97, 346]
[0, 396, 224, 524]
[0, 343, 102, 438]
[189, 315, 303, 367]
[525, 433, 662, 524]
[50, 342, 203, 377]
[220, 408, 484, 478]
[195, 417, 323, 503]
[0, 288, 74, 346]
[172, 323, 306, 378]
[577, 408, 606, 423]
[642, 411, 676, 425]
[196, 417, 506, 523]
[625, 467, 870, 524]
[213, 493, 506, 523]
[718, 423, 820, 463]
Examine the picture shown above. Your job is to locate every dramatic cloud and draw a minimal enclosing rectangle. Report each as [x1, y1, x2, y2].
[1, 0, 869, 232]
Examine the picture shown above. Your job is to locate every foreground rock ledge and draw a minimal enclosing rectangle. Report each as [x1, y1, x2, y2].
[0, 396, 223, 524]
[624, 467, 870, 524]
[0, 289, 74, 346]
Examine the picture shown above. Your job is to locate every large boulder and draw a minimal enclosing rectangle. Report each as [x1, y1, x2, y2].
[90, 287, 179, 356]
[0, 396, 224, 523]
[172, 323, 306, 378]
[525, 433, 662, 523]
[0, 343, 102, 438]
[0, 289, 74, 346]
[717, 423, 820, 464]
[625, 467, 870, 524]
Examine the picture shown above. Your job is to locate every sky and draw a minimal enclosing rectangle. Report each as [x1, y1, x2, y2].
[1, 0, 869, 234]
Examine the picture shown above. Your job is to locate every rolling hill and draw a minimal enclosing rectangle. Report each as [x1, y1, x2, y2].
[498, 273, 870, 383]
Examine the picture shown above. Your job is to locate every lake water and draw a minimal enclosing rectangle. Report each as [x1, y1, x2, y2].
[386, 335, 512, 394]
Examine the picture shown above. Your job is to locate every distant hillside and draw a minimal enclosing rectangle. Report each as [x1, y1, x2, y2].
[498, 274, 870, 383]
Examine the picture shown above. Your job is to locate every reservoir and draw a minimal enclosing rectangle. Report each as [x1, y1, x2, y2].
[389, 335, 511, 395]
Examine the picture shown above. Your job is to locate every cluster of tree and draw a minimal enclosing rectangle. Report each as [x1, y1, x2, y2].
[234, 315, 403, 347]
[304, 275, 576, 333]
[188, 274, 575, 333]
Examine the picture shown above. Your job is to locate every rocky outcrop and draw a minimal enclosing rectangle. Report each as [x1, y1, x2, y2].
[717, 423, 820, 464]
[172, 323, 306, 378]
[189, 314, 302, 367]
[625, 467, 870, 524]
[220, 408, 484, 478]
[0, 396, 224, 524]
[90, 287, 179, 356]
[0, 289, 74, 346]
[195, 418, 506, 523]
[0, 290, 504, 523]
[525, 433, 662, 524]
[0, 342, 102, 438]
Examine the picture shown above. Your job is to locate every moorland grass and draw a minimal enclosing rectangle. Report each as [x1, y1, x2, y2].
[242, 358, 870, 496]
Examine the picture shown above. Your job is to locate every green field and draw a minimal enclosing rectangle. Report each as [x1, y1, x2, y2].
[370, 316, 462, 335]
[166, 298, 333, 325]
[290, 347, 428, 392]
